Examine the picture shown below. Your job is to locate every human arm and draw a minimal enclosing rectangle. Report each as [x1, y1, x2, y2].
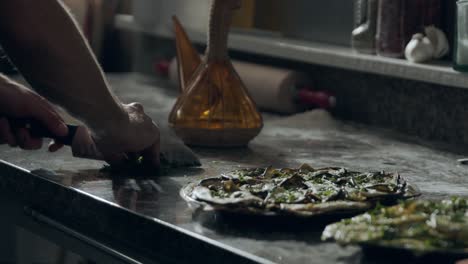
[0, 74, 68, 150]
[0, 0, 160, 165]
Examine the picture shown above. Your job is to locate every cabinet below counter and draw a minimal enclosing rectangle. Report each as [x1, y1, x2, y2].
[0, 195, 142, 264]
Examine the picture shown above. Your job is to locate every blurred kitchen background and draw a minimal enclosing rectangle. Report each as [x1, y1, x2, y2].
[35, 0, 456, 73]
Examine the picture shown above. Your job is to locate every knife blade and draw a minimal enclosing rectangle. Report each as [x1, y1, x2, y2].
[9, 118, 201, 167]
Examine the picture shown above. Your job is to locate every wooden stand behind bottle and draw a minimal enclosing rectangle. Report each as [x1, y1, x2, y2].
[169, 0, 263, 147]
[172, 16, 201, 92]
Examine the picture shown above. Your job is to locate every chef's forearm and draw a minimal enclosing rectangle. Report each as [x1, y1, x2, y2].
[0, 0, 126, 130]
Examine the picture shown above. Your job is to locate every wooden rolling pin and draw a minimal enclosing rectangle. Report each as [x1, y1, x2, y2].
[156, 58, 335, 114]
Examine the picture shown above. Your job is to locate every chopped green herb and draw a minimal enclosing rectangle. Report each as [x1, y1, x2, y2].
[322, 198, 468, 253]
[188, 165, 419, 217]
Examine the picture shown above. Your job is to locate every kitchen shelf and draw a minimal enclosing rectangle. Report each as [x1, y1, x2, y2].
[116, 14, 468, 89]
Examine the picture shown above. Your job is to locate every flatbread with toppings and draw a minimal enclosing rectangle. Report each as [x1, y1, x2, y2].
[181, 165, 420, 217]
[322, 198, 468, 255]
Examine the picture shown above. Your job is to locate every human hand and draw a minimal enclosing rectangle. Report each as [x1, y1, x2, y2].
[0, 76, 68, 149]
[91, 102, 160, 167]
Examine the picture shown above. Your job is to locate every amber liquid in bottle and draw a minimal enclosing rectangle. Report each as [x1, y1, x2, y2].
[169, 0, 263, 147]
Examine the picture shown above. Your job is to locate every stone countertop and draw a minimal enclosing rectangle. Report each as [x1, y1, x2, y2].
[1, 74, 467, 264]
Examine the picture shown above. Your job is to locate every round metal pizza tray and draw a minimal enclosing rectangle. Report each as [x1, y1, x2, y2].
[180, 182, 373, 220]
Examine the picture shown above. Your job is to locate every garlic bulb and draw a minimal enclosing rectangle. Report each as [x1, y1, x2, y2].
[425, 26, 449, 59]
[405, 33, 435, 63]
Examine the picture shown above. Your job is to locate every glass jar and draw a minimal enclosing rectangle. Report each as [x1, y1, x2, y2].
[377, 0, 442, 58]
[454, 0, 468, 71]
[352, 0, 378, 54]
